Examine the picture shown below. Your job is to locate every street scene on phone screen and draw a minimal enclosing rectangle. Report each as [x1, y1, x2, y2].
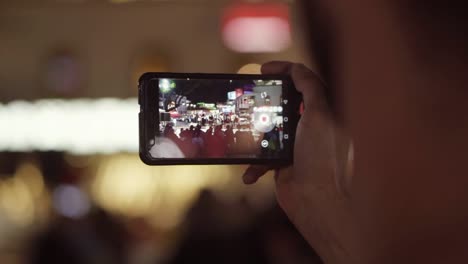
[149, 78, 287, 158]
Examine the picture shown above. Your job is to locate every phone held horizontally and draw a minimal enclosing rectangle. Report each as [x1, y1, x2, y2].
[139, 72, 301, 165]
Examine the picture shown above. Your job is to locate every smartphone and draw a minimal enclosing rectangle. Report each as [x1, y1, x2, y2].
[138, 72, 301, 165]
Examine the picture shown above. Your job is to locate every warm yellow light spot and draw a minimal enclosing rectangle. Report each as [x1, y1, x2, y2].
[237, 63, 262, 74]
[34, 192, 51, 226]
[90, 154, 275, 229]
[0, 177, 34, 227]
[92, 155, 159, 217]
[14, 162, 44, 198]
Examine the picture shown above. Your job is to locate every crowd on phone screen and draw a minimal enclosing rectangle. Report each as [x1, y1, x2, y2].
[162, 123, 283, 158]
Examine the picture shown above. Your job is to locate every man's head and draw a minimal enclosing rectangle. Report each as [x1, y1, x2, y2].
[298, 0, 468, 117]
[295, 1, 468, 262]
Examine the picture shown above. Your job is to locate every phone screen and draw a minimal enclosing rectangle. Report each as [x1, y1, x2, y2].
[139, 73, 299, 165]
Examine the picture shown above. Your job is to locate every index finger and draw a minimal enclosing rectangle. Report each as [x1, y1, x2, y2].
[261, 61, 294, 75]
[243, 165, 283, 185]
[262, 61, 328, 112]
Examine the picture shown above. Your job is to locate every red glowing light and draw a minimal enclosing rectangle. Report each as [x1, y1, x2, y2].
[221, 3, 291, 53]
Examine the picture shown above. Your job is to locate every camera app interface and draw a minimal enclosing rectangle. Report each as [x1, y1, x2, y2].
[149, 78, 288, 159]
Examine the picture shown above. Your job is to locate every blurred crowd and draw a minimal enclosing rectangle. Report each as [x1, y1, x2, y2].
[0, 151, 320, 264]
[169, 190, 321, 264]
[27, 189, 321, 264]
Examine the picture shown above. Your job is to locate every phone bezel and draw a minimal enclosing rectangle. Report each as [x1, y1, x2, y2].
[138, 72, 301, 166]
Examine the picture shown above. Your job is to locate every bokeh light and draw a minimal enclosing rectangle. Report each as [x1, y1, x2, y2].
[52, 184, 91, 219]
[0, 99, 138, 154]
[237, 63, 262, 74]
[0, 174, 35, 227]
[14, 162, 45, 199]
[222, 3, 291, 53]
[90, 154, 275, 230]
[44, 52, 82, 96]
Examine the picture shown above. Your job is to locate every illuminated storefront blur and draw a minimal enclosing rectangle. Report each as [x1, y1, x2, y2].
[0, 0, 317, 264]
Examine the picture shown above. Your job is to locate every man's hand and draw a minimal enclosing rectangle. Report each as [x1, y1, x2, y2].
[243, 61, 357, 264]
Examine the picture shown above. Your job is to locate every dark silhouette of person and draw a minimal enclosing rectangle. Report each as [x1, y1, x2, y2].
[225, 125, 236, 155]
[204, 126, 227, 157]
[168, 190, 269, 264]
[191, 127, 204, 157]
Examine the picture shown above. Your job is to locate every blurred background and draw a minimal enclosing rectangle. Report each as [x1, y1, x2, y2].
[0, 0, 320, 263]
